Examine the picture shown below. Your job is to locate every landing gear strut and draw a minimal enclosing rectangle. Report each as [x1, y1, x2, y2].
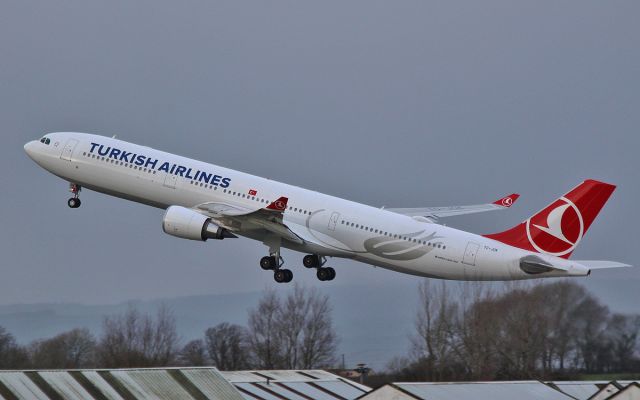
[67, 183, 81, 208]
[303, 254, 336, 281]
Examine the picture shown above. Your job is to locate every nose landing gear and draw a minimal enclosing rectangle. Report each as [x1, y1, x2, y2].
[67, 183, 82, 208]
[303, 254, 336, 281]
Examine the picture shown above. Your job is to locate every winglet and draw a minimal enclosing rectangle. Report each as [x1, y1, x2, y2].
[266, 196, 288, 212]
[493, 193, 520, 208]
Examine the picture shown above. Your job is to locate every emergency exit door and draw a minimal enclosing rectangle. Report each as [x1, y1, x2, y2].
[163, 173, 177, 189]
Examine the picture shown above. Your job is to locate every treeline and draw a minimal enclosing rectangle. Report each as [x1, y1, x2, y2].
[383, 280, 640, 382]
[0, 280, 637, 381]
[0, 285, 338, 370]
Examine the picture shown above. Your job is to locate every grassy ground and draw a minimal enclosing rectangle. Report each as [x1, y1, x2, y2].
[576, 373, 640, 381]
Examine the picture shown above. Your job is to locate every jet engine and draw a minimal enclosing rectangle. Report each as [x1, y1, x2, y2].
[162, 206, 235, 241]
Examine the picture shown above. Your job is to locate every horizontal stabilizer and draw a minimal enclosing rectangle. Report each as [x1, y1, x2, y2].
[574, 260, 632, 269]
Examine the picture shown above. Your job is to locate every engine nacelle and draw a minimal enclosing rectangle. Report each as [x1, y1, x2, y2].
[162, 206, 232, 241]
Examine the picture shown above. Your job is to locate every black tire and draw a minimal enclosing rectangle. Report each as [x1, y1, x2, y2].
[326, 267, 336, 281]
[260, 256, 276, 270]
[67, 198, 80, 208]
[274, 269, 287, 283]
[303, 254, 319, 269]
[316, 268, 329, 281]
[283, 269, 293, 283]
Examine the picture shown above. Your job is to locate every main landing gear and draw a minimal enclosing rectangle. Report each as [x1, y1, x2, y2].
[258, 253, 336, 283]
[260, 254, 293, 283]
[67, 183, 82, 208]
[303, 254, 336, 281]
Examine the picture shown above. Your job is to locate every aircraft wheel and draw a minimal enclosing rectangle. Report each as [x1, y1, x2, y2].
[317, 268, 330, 281]
[303, 254, 319, 269]
[326, 267, 336, 281]
[67, 198, 81, 208]
[274, 269, 289, 283]
[260, 256, 276, 270]
[284, 269, 293, 283]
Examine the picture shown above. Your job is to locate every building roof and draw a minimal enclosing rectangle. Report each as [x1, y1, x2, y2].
[588, 382, 622, 400]
[605, 382, 640, 400]
[220, 369, 371, 400]
[0, 368, 370, 400]
[0, 368, 244, 400]
[548, 381, 609, 399]
[359, 381, 573, 400]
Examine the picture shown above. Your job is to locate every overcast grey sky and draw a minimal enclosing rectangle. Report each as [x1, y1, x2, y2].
[0, 1, 638, 306]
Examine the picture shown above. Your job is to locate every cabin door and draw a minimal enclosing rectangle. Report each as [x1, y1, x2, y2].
[60, 139, 78, 161]
[462, 242, 480, 266]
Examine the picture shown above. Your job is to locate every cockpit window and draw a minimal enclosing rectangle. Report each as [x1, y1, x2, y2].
[40, 137, 51, 145]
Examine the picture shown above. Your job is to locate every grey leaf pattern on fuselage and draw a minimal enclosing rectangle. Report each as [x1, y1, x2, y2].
[364, 231, 442, 261]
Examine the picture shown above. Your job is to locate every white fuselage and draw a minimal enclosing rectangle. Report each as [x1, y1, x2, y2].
[25, 132, 590, 281]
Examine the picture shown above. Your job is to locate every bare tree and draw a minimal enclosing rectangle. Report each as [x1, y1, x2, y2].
[98, 304, 180, 368]
[299, 287, 338, 368]
[247, 285, 338, 369]
[179, 339, 208, 366]
[607, 314, 640, 372]
[403, 280, 634, 381]
[412, 280, 460, 381]
[248, 289, 284, 369]
[278, 285, 309, 369]
[454, 282, 497, 380]
[30, 328, 96, 368]
[0, 327, 29, 369]
[204, 323, 250, 370]
[571, 295, 609, 373]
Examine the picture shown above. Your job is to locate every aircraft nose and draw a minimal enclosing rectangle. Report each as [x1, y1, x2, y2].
[24, 140, 37, 159]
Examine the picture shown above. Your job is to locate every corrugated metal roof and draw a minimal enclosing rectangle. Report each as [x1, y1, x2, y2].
[181, 368, 245, 400]
[0, 368, 368, 400]
[0, 371, 49, 400]
[38, 371, 94, 400]
[110, 369, 196, 400]
[393, 381, 572, 400]
[80, 371, 125, 400]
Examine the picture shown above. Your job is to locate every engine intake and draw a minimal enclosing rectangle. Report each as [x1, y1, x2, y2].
[162, 206, 235, 241]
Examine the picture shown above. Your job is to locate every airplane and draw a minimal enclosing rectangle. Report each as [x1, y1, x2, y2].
[24, 132, 630, 283]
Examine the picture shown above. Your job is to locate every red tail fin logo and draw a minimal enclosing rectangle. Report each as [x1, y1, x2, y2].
[525, 197, 584, 256]
[484, 180, 615, 259]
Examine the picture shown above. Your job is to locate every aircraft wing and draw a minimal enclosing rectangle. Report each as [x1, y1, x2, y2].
[195, 197, 305, 244]
[386, 193, 520, 220]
